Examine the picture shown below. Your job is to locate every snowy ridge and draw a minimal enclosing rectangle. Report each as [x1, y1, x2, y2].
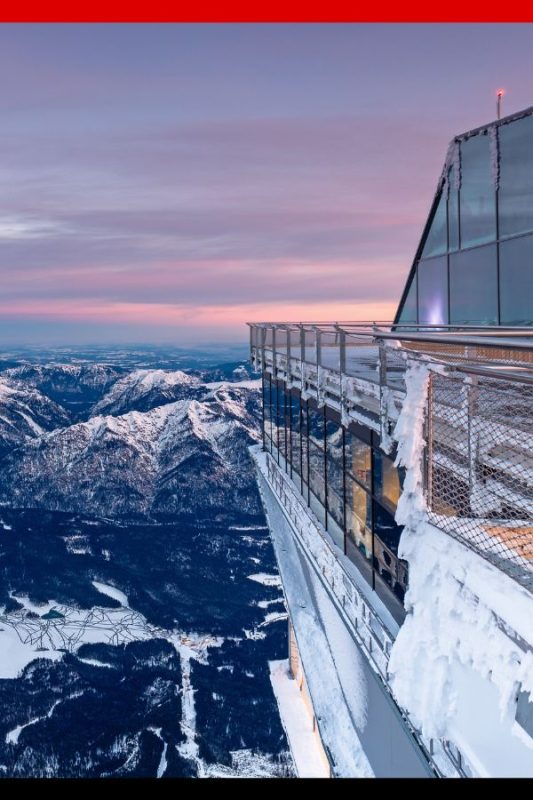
[93, 369, 203, 416]
[0, 382, 262, 517]
[0, 376, 70, 452]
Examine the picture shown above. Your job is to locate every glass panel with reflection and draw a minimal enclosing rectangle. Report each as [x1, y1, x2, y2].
[499, 114, 533, 239]
[421, 189, 447, 258]
[417, 256, 448, 325]
[459, 132, 496, 247]
[449, 244, 498, 324]
[499, 234, 533, 324]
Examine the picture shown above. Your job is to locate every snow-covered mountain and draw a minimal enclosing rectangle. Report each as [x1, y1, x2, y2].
[0, 381, 262, 518]
[92, 369, 206, 416]
[5, 363, 125, 419]
[0, 351, 289, 779]
[0, 377, 71, 454]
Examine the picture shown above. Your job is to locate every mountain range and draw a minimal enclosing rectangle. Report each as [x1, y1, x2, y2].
[0, 363, 261, 519]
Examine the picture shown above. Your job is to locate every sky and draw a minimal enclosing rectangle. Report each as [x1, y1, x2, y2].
[2, 23, 533, 345]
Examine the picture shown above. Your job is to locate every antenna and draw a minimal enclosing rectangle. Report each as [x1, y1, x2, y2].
[497, 89, 505, 120]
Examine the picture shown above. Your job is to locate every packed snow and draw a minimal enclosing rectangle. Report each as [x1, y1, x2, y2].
[246, 573, 282, 587]
[92, 581, 128, 607]
[389, 521, 533, 777]
[388, 359, 533, 776]
[269, 660, 330, 778]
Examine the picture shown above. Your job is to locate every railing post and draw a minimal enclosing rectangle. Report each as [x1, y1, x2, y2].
[272, 325, 277, 380]
[316, 328, 322, 369]
[261, 326, 266, 374]
[286, 326, 291, 382]
[338, 327, 346, 375]
[378, 337, 390, 449]
[425, 372, 433, 508]
[466, 375, 479, 501]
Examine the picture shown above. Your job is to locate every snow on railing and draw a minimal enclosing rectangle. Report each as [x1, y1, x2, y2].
[250, 322, 533, 592]
[258, 448, 465, 778]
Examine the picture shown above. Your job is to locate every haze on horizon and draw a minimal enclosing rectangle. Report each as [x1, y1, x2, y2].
[2, 23, 533, 345]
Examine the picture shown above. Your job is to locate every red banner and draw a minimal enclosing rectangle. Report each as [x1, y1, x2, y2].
[2, 3, 533, 22]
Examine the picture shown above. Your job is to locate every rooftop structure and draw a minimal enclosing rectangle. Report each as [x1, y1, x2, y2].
[249, 108, 533, 778]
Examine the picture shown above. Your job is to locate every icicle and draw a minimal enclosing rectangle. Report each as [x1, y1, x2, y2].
[452, 140, 461, 190]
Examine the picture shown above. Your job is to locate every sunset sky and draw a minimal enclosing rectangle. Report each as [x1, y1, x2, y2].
[2, 23, 533, 344]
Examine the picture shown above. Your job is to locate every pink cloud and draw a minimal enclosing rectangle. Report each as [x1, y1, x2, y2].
[0, 298, 398, 329]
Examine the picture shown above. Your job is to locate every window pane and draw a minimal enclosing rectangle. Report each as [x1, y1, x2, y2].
[309, 441, 325, 505]
[301, 403, 309, 484]
[262, 376, 272, 443]
[449, 244, 498, 324]
[373, 502, 402, 556]
[417, 256, 448, 325]
[326, 417, 343, 517]
[459, 133, 496, 247]
[327, 483, 344, 529]
[289, 394, 301, 474]
[397, 274, 417, 324]
[276, 386, 286, 456]
[373, 502, 406, 602]
[346, 477, 372, 561]
[421, 189, 447, 257]
[374, 450, 404, 514]
[326, 453, 343, 499]
[499, 114, 533, 238]
[345, 432, 371, 488]
[448, 165, 460, 251]
[500, 234, 533, 324]
[308, 404, 324, 449]
[326, 417, 342, 463]
[270, 384, 279, 451]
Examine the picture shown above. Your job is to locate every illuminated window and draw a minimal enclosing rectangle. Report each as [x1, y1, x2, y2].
[374, 450, 403, 514]
[346, 477, 372, 560]
[397, 275, 417, 324]
[345, 432, 371, 488]
[417, 256, 448, 325]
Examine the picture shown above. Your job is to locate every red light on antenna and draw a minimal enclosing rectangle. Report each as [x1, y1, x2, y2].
[497, 88, 505, 97]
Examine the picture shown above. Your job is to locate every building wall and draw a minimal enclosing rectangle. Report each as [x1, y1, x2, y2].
[262, 372, 406, 624]
[396, 110, 533, 327]
[255, 451, 434, 777]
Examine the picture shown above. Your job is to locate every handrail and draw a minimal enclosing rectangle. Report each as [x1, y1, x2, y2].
[248, 321, 533, 332]
[248, 321, 533, 352]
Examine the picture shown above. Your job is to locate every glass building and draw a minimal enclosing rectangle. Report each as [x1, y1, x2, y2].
[248, 107, 533, 778]
[262, 376, 407, 621]
[396, 106, 533, 327]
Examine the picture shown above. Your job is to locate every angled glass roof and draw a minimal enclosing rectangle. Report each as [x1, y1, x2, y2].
[395, 106, 533, 326]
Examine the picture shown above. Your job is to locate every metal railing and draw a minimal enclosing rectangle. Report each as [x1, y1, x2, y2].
[427, 370, 533, 591]
[258, 447, 466, 778]
[249, 322, 533, 380]
[249, 321, 533, 593]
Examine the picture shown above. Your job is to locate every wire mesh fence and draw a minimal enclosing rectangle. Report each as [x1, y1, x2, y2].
[427, 371, 533, 591]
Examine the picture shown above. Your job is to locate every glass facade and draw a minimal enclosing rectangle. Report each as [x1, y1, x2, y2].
[499, 114, 533, 239]
[262, 374, 408, 618]
[417, 256, 448, 325]
[396, 110, 533, 327]
[449, 244, 498, 324]
[500, 234, 533, 324]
